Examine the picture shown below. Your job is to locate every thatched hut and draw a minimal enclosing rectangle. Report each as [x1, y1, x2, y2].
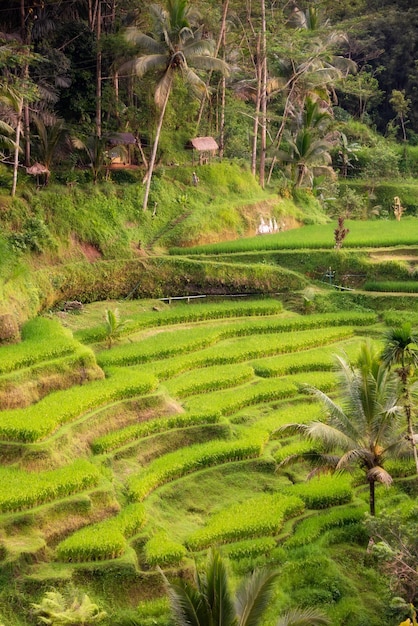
[26, 162, 50, 185]
[108, 132, 137, 165]
[186, 137, 219, 165]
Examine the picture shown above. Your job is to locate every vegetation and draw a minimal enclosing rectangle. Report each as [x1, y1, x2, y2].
[277, 342, 409, 516]
[2, 0, 418, 624]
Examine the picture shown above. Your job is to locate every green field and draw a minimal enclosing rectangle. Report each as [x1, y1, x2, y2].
[0, 292, 415, 626]
[1, 211, 418, 626]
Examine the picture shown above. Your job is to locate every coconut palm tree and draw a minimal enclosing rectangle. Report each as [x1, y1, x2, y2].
[276, 342, 408, 516]
[382, 323, 418, 474]
[163, 548, 329, 626]
[31, 116, 71, 184]
[279, 126, 334, 188]
[120, 0, 229, 211]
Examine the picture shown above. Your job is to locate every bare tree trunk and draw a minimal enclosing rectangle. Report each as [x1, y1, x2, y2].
[369, 480, 375, 516]
[251, 34, 261, 177]
[259, 0, 267, 188]
[143, 77, 172, 211]
[219, 24, 226, 159]
[11, 99, 23, 197]
[403, 387, 418, 474]
[195, 0, 229, 134]
[96, 0, 102, 138]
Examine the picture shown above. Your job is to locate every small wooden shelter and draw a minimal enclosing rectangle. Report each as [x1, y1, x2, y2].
[108, 132, 137, 165]
[187, 137, 219, 165]
[26, 162, 50, 185]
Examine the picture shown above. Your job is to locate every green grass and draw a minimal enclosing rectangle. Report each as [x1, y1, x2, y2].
[170, 218, 418, 254]
[364, 280, 418, 292]
[0, 317, 79, 374]
[0, 460, 99, 512]
[0, 367, 157, 442]
[0, 293, 410, 626]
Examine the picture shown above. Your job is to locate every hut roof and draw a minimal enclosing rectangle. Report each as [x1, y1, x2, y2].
[188, 137, 219, 151]
[108, 132, 137, 146]
[26, 162, 50, 175]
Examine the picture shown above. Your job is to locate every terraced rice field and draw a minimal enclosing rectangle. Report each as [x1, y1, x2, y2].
[0, 298, 407, 625]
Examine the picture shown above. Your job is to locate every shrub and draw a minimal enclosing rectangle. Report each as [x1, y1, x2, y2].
[284, 505, 367, 548]
[128, 430, 268, 501]
[187, 493, 304, 550]
[284, 474, 353, 509]
[144, 533, 186, 566]
[0, 459, 99, 512]
[0, 367, 157, 442]
[56, 503, 145, 562]
[364, 280, 418, 293]
[91, 411, 224, 454]
[223, 536, 277, 560]
[0, 317, 78, 374]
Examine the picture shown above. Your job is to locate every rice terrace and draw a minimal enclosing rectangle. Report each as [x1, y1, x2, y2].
[1, 217, 418, 626]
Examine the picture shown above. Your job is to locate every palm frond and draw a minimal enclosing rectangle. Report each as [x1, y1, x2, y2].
[204, 550, 236, 626]
[155, 69, 174, 108]
[236, 568, 278, 626]
[119, 55, 167, 79]
[367, 466, 393, 486]
[185, 54, 230, 77]
[164, 579, 209, 626]
[183, 38, 216, 57]
[276, 607, 330, 626]
[181, 68, 207, 99]
[124, 28, 165, 54]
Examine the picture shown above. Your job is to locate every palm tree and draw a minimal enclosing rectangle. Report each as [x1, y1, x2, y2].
[31, 117, 70, 184]
[276, 342, 408, 516]
[163, 549, 329, 626]
[280, 127, 334, 188]
[120, 0, 229, 211]
[71, 134, 110, 184]
[382, 323, 418, 474]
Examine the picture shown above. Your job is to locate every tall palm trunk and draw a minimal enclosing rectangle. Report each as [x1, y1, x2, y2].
[251, 34, 261, 177]
[259, 0, 267, 188]
[400, 357, 418, 474]
[11, 98, 23, 197]
[143, 76, 173, 211]
[195, 0, 229, 134]
[369, 479, 375, 516]
[96, 0, 102, 138]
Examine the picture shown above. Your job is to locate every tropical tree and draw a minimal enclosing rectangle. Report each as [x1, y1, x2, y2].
[279, 127, 335, 188]
[389, 90, 411, 142]
[71, 134, 110, 184]
[276, 342, 408, 516]
[382, 324, 418, 474]
[121, 0, 229, 211]
[31, 117, 70, 183]
[103, 308, 130, 349]
[162, 548, 329, 626]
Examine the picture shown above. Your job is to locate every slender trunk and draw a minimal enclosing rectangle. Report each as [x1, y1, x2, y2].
[195, 0, 229, 134]
[400, 357, 418, 474]
[219, 25, 226, 160]
[143, 77, 172, 211]
[403, 387, 418, 474]
[267, 83, 296, 185]
[96, 0, 102, 138]
[369, 479, 375, 516]
[23, 91, 30, 167]
[251, 34, 261, 177]
[400, 114, 407, 143]
[259, 0, 267, 188]
[114, 71, 119, 119]
[11, 99, 23, 197]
